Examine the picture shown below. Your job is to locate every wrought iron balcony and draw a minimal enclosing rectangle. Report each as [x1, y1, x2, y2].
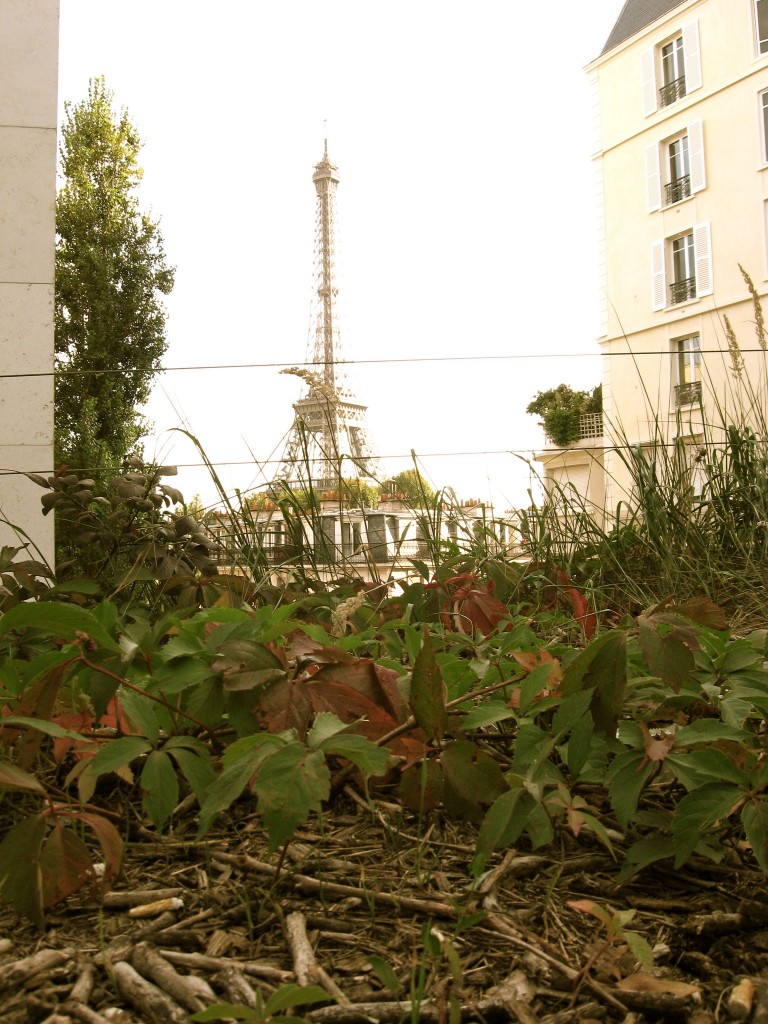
[675, 381, 702, 407]
[665, 174, 691, 205]
[659, 75, 686, 107]
[670, 276, 696, 304]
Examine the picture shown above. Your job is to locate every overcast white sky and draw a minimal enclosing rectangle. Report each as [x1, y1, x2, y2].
[57, 0, 626, 512]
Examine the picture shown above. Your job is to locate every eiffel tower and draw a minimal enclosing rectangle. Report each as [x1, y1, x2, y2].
[278, 141, 379, 491]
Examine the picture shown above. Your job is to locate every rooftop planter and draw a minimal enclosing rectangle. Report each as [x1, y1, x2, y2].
[527, 384, 603, 448]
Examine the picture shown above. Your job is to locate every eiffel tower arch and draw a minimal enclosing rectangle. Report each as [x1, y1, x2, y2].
[278, 142, 379, 492]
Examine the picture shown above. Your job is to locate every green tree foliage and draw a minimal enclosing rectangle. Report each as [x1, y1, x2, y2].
[55, 78, 175, 473]
[526, 384, 602, 447]
[385, 469, 437, 508]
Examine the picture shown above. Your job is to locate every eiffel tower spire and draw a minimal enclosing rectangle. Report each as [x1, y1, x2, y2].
[279, 141, 378, 490]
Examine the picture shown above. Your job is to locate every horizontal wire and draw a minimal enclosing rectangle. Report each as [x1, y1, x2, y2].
[2, 344, 767, 380]
[0, 438, 731, 480]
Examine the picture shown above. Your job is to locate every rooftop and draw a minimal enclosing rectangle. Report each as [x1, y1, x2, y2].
[601, 0, 689, 54]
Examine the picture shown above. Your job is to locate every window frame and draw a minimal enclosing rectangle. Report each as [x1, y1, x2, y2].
[756, 0, 768, 56]
[645, 120, 705, 212]
[760, 89, 768, 164]
[671, 232, 696, 303]
[651, 223, 713, 310]
[660, 35, 686, 107]
[675, 334, 701, 385]
[673, 335, 703, 409]
[641, 20, 702, 117]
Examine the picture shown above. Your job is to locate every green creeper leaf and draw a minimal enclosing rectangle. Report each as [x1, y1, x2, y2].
[440, 740, 507, 808]
[164, 741, 215, 802]
[141, 750, 179, 831]
[566, 712, 594, 778]
[266, 983, 334, 1012]
[47, 579, 102, 596]
[191, 1004, 262, 1022]
[577, 811, 615, 857]
[673, 720, 750, 745]
[624, 930, 655, 973]
[517, 662, 557, 715]
[368, 955, 403, 993]
[471, 784, 533, 878]
[0, 761, 47, 794]
[409, 625, 449, 741]
[618, 835, 676, 883]
[195, 757, 262, 835]
[638, 613, 696, 691]
[3, 715, 91, 742]
[741, 798, 768, 872]
[0, 813, 46, 927]
[186, 676, 226, 728]
[666, 748, 748, 790]
[673, 782, 741, 867]
[318, 733, 391, 781]
[561, 630, 627, 734]
[551, 689, 594, 736]
[254, 743, 330, 851]
[307, 711, 351, 750]
[152, 657, 212, 694]
[88, 735, 152, 776]
[0, 601, 120, 652]
[608, 751, 655, 829]
[718, 644, 761, 675]
[461, 700, 516, 731]
[115, 689, 160, 745]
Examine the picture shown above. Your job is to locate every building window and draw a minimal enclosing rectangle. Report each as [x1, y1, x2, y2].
[671, 234, 696, 304]
[651, 223, 713, 311]
[667, 137, 691, 203]
[756, 0, 768, 55]
[641, 21, 702, 117]
[646, 121, 705, 211]
[660, 36, 686, 106]
[761, 91, 768, 163]
[674, 336, 702, 406]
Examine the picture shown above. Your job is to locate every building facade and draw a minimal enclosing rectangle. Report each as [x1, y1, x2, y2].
[206, 493, 518, 586]
[539, 0, 768, 515]
[0, 0, 58, 563]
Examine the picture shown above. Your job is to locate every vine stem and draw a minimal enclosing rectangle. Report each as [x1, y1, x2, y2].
[75, 651, 217, 743]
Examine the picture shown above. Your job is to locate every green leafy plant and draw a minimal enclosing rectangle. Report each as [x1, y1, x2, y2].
[526, 384, 602, 447]
[190, 983, 333, 1023]
[568, 898, 654, 982]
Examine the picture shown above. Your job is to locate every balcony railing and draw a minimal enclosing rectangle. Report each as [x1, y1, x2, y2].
[665, 174, 691, 205]
[544, 412, 604, 447]
[578, 412, 604, 439]
[675, 381, 702, 407]
[670, 276, 696, 304]
[659, 75, 686, 107]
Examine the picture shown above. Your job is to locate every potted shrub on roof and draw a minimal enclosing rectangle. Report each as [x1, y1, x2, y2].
[526, 384, 602, 447]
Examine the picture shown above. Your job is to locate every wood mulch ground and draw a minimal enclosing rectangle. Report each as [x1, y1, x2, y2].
[0, 791, 766, 1024]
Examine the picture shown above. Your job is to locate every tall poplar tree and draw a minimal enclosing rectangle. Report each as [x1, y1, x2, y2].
[55, 77, 175, 472]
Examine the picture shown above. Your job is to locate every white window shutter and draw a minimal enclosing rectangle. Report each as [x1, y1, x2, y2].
[693, 222, 713, 296]
[646, 143, 662, 211]
[651, 239, 667, 310]
[641, 48, 658, 116]
[683, 21, 702, 92]
[688, 120, 706, 192]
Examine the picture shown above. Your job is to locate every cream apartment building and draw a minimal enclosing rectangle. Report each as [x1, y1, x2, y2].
[539, 0, 768, 515]
[0, 0, 58, 564]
